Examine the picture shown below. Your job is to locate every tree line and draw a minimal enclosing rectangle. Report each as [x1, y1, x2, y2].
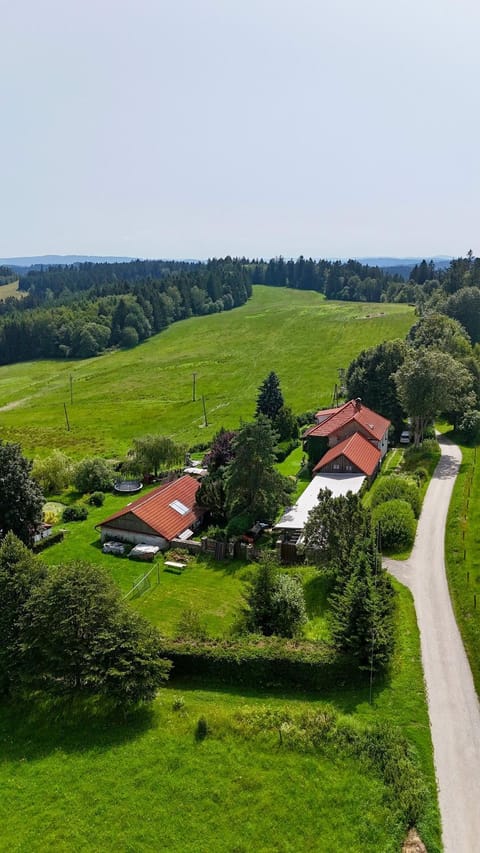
[0, 259, 251, 364]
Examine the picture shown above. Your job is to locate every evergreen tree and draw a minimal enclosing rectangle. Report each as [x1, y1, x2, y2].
[330, 535, 395, 671]
[255, 371, 284, 420]
[225, 416, 290, 521]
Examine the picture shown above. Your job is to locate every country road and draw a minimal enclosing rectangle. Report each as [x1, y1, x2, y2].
[385, 436, 480, 853]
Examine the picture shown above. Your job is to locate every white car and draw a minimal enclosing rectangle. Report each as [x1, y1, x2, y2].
[102, 541, 126, 555]
[399, 430, 411, 445]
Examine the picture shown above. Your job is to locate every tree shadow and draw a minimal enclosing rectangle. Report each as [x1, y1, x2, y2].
[0, 694, 156, 762]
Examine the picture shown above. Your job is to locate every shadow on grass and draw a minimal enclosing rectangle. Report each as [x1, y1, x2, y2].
[0, 694, 156, 761]
[303, 573, 334, 619]
[168, 671, 393, 716]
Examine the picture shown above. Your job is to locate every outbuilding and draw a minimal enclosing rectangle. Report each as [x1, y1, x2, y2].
[96, 474, 205, 549]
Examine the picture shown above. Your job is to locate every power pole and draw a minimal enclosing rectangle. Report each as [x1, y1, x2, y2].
[202, 395, 208, 427]
[64, 402, 70, 431]
[192, 372, 197, 402]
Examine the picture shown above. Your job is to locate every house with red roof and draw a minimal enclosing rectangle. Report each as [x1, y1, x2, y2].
[303, 398, 390, 469]
[312, 431, 381, 480]
[96, 474, 205, 549]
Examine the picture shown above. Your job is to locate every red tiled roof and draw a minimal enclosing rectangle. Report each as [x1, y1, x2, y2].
[305, 400, 390, 442]
[313, 432, 381, 476]
[314, 406, 340, 420]
[99, 475, 204, 541]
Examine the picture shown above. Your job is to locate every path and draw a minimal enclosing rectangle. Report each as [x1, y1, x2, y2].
[385, 436, 480, 853]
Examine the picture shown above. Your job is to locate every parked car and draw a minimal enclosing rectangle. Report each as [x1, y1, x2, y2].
[102, 540, 126, 555]
[399, 430, 411, 445]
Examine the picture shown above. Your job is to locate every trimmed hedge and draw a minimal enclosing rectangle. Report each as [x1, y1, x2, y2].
[159, 636, 363, 691]
[62, 505, 88, 522]
[32, 529, 65, 552]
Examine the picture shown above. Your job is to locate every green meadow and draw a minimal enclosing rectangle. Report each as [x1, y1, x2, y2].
[0, 286, 413, 459]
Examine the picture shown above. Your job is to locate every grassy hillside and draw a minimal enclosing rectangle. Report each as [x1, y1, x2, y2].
[0, 287, 413, 458]
[0, 279, 24, 300]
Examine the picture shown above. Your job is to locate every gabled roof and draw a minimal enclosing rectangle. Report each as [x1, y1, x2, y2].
[98, 475, 204, 541]
[313, 432, 381, 477]
[305, 399, 390, 442]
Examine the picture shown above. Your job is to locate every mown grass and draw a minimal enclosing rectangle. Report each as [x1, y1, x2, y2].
[445, 437, 480, 696]
[0, 287, 413, 459]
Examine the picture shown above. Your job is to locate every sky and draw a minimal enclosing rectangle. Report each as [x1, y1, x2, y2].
[1, 0, 479, 260]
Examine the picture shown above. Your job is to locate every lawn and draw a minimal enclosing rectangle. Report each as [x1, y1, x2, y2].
[0, 580, 440, 853]
[445, 436, 480, 696]
[0, 286, 413, 459]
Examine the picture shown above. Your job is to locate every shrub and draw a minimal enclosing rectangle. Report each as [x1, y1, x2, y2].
[371, 476, 421, 518]
[120, 326, 139, 348]
[372, 499, 416, 551]
[88, 491, 105, 507]
[226, 512, 253, 538]
[172, 695, 185, 712]
[74, 457, 114, 494]
[62, 505, 88, 522]
[176, 607, 208, 640]
[412, 466, 428, 485]
[195, 717, 208, 741]
[458, 409, 480, 444]
[32, 529, 65, 552]
[32, 450, 74, 495]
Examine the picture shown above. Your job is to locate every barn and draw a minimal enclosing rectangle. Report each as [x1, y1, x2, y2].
[96, 474, 205, 549]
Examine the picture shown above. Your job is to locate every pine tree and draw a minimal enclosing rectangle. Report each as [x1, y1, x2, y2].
[255, 371, 284, 420]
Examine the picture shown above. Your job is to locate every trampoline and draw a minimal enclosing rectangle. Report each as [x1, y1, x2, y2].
[114, 479, 143, 495]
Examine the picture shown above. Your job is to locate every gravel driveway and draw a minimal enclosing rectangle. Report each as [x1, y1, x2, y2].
[385, 437, 480, 853]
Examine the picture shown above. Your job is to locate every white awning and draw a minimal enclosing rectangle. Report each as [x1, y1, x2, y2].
[274, 474, 365, 531]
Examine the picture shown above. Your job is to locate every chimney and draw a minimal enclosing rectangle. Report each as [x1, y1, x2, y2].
[355, 397, 362, 410]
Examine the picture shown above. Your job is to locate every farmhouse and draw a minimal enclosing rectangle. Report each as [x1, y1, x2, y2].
[313, 431, 381, 481]
[303, 398, 390, 465]
[97, 474, 205, 549]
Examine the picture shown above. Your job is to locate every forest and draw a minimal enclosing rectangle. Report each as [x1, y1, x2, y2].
[1, 252, 480, 364]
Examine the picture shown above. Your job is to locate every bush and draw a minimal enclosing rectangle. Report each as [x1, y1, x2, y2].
[32, 450, 74, 495]
[32, 530, 65, 552]
[412, 466, 429, 485]
[172, 695, 185, 712]
[226, 512, 254, 538]
[296, 411, 317, 427]
[274, 438, 300, 463]
[176, 607, 208, 640]
[74, 457, 114, 494]
[62, 505, 88, 522]
[372, 500, 416, 551]
[195, 717, 209, 741]
[371, 476, 421, 518]
[120, 326, 139, 348]
[88, 491, 105, 507]
[458, 409, 480, 444]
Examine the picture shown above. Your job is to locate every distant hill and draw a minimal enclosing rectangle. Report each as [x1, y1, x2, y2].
[0, 254, 137, 269]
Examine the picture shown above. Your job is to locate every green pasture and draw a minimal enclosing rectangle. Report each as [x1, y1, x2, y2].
[0, 581, 440, 853]
[0, 279, 23, 300]
[445, 437, 480, 697]
[0, 286, 413, 459]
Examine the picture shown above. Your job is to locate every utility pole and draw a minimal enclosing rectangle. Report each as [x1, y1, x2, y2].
[192, 372, 197, 402]
[64, 402, 70, 431]
[202, 395, 208, 427]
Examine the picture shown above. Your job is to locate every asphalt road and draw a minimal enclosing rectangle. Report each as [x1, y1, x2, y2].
[385, 437, 480, 853]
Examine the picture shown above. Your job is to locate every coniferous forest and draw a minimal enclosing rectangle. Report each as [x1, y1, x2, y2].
[1, 253, 480, 364]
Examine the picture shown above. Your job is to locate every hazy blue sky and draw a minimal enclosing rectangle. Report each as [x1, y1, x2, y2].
[1, 0, 479, 259]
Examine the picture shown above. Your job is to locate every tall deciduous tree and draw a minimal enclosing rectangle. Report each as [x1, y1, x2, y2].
[225, 416, 290, 521]
[393, 348, 474, 445]
[129, 435, 187, 477]
[0, 533, 46, 696]
[255, 371, 284, 420]
[346, 340, 407, 434]
[20, 561, 171, 706]
[0, 441, 44, 545]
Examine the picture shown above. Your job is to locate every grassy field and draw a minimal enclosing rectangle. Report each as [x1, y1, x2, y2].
[445, 436, 480, 696]
[0, 287, 413, 459]
[0, 581, 440, 853]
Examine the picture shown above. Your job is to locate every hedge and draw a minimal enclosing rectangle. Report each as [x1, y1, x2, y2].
[159, 636, 363, 691]
[371, 476, 421, 518]
[32, 530, 65, 552]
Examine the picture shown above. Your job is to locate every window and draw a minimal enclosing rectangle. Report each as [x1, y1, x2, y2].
[169, 499, 189, 515]
[333, 463, 340, 470]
